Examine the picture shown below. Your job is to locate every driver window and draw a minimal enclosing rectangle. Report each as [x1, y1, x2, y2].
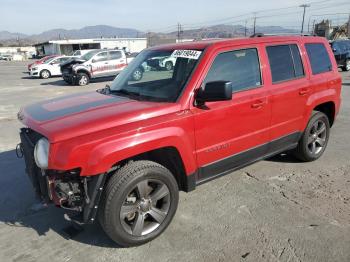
[204, 48, 262, 92]
[93, 52, 108, 63]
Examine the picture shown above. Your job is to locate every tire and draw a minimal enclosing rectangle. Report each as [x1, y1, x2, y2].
[165, 61, 173, 71]
[293, 111, 330, 162]
[342, 59, 350, 71]
[99, 160, 179, 247]
[131, 68, 143, 81]
[40, 69, 51, 79]
[77, 72, 90, 86]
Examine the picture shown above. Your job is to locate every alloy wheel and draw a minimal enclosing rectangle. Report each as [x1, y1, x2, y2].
[120, 179, 171, 236]
[307, 119, 327, 155]
[79, 76, 88, 85]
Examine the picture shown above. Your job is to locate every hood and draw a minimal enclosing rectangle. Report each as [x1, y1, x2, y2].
[60, 58, 86, 69]
[18, 91, 177, 143]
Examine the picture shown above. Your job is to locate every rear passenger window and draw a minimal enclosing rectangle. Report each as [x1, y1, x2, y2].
[204, 48, 262, 92]
[110, 51, 122, 60]
[305, 43, 332, 75]
[266, 44, 305, 83]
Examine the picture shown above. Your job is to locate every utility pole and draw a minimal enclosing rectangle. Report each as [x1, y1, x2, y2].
[253, 13, 257, 35]
[300, 4, 310, 35]
[244, 20, 248, 37]
[177, 23, 183, 42]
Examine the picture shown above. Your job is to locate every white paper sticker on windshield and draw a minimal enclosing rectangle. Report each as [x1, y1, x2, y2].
[171, 50, 202, 60]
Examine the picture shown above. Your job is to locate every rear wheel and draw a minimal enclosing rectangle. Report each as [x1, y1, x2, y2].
[99, 160, 179, 247]
[40, 70, 51, 79]
[293, 111, 330, 162]
[343, 59, 350, 71]
[77, 72, 90, 86]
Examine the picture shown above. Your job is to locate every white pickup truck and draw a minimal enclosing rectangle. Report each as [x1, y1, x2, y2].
[61, 49, 142, 86]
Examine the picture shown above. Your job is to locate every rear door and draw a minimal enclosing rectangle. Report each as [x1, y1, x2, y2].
[264, 43, 310, 143]
[192, 45, 271, 182]
[108, 50, 127, 75]
[90, 51, 109, 77]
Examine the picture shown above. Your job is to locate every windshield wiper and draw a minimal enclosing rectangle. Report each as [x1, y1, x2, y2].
[110, 88, 142, 100]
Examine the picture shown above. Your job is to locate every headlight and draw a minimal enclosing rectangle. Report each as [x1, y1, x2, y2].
[32, 67, 38, 71]
[34, 138, 50, 169]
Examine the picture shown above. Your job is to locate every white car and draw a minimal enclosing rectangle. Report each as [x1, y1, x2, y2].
[61, 50, 140, 86]
[147, 56, 177, 71]
[30, 56, 75, 79]
[71, 49, 97, 57]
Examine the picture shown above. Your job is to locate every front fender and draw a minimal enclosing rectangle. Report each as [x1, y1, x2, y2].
[84, 127, 196, 176]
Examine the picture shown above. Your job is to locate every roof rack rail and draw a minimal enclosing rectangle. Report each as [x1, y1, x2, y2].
[250, 33, 265, 38]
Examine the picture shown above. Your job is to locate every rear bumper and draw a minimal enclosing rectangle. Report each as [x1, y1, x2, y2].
[19, 128, 107, 223]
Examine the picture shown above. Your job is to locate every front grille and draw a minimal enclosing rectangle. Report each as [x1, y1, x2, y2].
[19, 128, 50, 202]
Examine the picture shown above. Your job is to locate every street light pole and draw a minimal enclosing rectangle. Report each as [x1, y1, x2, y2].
[300, 4, 310, 35]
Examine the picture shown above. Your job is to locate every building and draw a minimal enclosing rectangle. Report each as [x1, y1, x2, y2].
[33, 38, 147, 56]
[314, 18, 350, 40]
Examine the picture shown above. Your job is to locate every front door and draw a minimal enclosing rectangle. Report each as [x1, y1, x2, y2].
[191, 46, 271, 182]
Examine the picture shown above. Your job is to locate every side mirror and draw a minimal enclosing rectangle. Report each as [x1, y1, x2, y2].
[195, 81, 232, 106]
[92, 59, 96, 63]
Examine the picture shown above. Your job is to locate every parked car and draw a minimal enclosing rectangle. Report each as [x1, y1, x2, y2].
[330, 39, 350, 71]
[29, 56, 75, 79]
[60, 49, 142, 86]
[147, 55, 177, 71]
[27, 55, 59, 71]
[0, 54, 13, 61]
[18, 36, 341, 247]
[71, 49, 97, 57]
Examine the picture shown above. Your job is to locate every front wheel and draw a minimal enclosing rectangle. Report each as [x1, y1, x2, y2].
[131, 68, 143, 81]
[40, 69, 51, 79]
[76, 72, 90, 86]
[99, 160, 179, 247]
[293, 111, 330, 162]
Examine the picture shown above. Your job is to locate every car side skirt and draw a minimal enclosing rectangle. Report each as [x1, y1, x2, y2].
[189, 132, 301, 187]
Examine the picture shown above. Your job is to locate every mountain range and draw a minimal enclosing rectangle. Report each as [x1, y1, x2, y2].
[0, 24, 298, 46]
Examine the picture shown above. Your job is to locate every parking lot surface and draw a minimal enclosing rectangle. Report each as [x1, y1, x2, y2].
[0, 61, 350, 262]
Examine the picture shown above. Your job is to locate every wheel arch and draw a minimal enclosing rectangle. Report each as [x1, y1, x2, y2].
[76, 68, 91, 78]
[313, 101, 335, 126]
[113, 147, 195, 192]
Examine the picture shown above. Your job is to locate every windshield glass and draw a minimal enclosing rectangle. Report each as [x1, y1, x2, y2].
[81, 50, 100, 61]
[110, 48, 203, 102]
[44, 57, 56, 64]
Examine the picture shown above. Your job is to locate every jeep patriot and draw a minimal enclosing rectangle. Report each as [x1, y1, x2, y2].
[18, 36, 341, 246]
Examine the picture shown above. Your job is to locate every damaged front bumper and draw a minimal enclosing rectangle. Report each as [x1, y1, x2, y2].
[18, 128, 107, 224]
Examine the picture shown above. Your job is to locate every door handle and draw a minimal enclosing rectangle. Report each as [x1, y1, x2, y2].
[104, 62, 109, 64]
[251, 100, 265, 109]
[299, 88, 310, 96]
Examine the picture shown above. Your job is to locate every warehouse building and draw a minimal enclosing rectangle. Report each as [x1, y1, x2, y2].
[33, 38, 147, 56]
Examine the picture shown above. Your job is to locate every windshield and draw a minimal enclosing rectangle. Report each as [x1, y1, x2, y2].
[81, 50, 100, 61]
[44, 57, 56, 64]
[109, 48, 203, 102]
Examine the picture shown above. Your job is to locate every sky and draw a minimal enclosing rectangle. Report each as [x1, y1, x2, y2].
[1, 0, 349, 34]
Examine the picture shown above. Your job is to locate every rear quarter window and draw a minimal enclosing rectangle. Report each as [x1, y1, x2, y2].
[305, 43, 332, 75]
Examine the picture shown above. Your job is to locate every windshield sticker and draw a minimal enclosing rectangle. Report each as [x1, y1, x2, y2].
[171, 50, 202, 60]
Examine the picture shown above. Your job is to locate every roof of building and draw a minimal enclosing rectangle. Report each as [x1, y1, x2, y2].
[33, 38, 147, 46]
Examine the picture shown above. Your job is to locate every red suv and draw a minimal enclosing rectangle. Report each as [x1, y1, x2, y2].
[18, 36, 341, 247]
